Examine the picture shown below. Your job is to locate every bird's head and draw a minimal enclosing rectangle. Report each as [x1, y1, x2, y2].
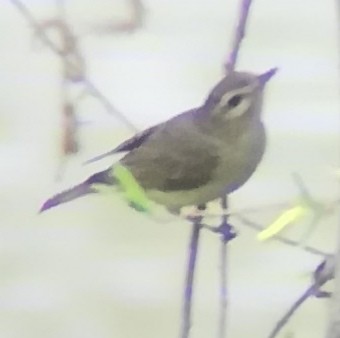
[203, 68, 277, 123]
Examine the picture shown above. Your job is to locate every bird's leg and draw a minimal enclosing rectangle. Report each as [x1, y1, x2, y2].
[217, 219, 237, 241]
[216, 194, 237, 240]
[184, 204, 206, 222]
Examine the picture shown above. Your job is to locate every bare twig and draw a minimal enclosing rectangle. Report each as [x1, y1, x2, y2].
[325, 177, 340, 320]
[52, 0, 83, 179]
[179, 1, 257, 329]
[55, 102, 79, 180]
[10, 0, 138, 132]
[216, 0, 255, 336]
[217, 196, 237, 338]
[225, 0, 253, 72]
[267, 285, 315, 338]
[269, 258, 334, 338]
[219, 196, 229, 338]
[291, 173, 333, 245]
[179, 197, 339, 220]
[219, 235, 228, 338]
[292, 172, 315, 205]
[235, 215, 330, 257]
[38, 18, 86, 82]
[314, 256, 335, 288]
[180, 218, 202, 338]
[84, 81, 137, 131]
[325, 2, 340, 335]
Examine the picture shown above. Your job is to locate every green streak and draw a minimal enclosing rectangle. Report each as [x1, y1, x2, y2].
[113, 164, 151, 213]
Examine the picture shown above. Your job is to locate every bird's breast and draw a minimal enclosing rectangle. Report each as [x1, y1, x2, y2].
[215, 122, 266, 193]
[145, 125, 265, 211]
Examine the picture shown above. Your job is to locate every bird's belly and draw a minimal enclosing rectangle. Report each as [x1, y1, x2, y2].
[146, 182, 224, 211]
[145, 126, 265, 212]
[145, 149, 264, 211]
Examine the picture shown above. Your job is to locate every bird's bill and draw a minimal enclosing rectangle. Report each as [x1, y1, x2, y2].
[257, 67, 278, 86]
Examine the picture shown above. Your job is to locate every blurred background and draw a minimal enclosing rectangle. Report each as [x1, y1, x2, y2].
[0, 0, 339, 337]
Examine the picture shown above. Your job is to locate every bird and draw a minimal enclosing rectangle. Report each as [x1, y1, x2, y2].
[40, 68, 277, 214]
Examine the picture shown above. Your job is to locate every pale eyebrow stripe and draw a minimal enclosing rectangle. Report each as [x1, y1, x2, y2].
[225, 98, 251, 119]
[219, 83, 255, 107]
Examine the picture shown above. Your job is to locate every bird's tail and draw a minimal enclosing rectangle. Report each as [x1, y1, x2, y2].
[40, 168, 114, 213]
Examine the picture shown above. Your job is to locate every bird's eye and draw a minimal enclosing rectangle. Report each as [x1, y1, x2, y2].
[227, 94, 243, 108]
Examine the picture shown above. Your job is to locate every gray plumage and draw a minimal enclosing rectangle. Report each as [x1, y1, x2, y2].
[40, 68, 277, 214]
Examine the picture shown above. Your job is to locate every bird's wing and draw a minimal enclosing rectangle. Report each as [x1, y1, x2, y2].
[84, 124, 160, 164]
[113, 124, 160, 153]
[121, 123, 220, 192]
[162, 147, 219, 191]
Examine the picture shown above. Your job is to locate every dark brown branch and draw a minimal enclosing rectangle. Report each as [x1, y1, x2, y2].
[10, 0, 138, 132]
[53, 0, 82, 179]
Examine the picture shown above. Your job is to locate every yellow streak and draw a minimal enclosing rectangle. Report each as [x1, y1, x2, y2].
[113, 164, 151, 212]
[257, 205, 307, 241]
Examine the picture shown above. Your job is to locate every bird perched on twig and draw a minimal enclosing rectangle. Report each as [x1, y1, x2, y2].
[40, 68, 277, 214]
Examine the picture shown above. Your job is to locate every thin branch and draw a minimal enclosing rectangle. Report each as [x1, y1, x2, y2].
[53, 0, 82, 179]
[235, 215, 330, 257]
[325, 0, 340, 333]
[269, 258, 334, 338]
[179, 197, 339, 220]
[217, 203, 237, 338]
[84, 81, 137, 131]
[291, 172, 316, 206]
[314, 256, 335, 287]
[180, 218, 202, 338]
[218, 238, 228, 338]
[291, 173, 332, 245]
[218, 196, 229, 338]
[325, 176, 340, 321]
[267, 285, 315, 338]
[216, 0, 255, 336]
[225, 0, 253, 72]
[10, 0, 138, 132]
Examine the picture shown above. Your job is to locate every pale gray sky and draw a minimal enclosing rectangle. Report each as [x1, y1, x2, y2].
[0, 1, 339, 338]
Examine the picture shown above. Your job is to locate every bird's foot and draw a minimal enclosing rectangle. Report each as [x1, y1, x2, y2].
[217, 222, 238, 241]
[182, 205, 206, 223]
